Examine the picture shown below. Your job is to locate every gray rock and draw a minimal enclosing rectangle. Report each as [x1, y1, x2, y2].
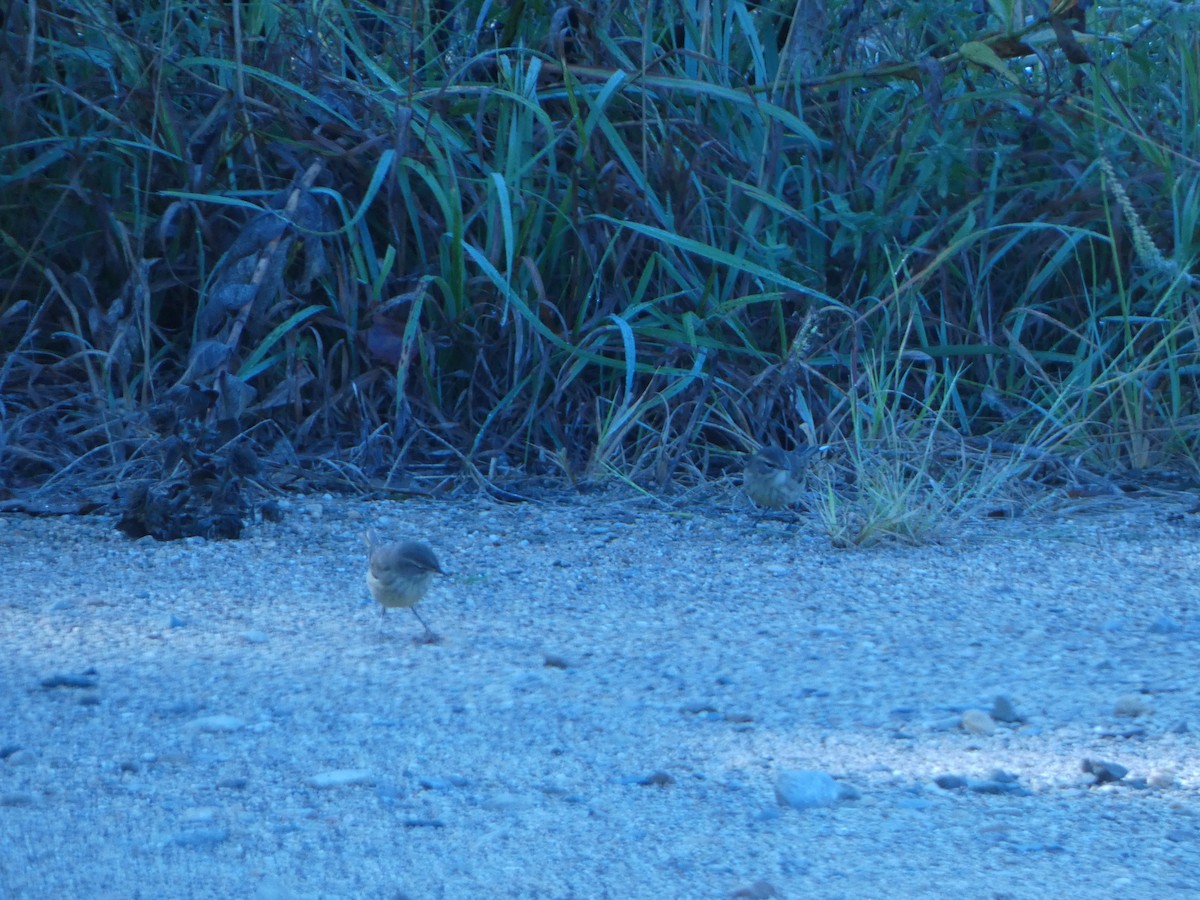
[172, 827, 228, 847]
[1114, 694, 1151, 717]
[731, 880, 779, 898]
[1149, 615, 1182, 634]
[991, 695, 1023, 723]
[6, 749, 36, 767]
[164, 699, 204, 716]
[40, 673, 98, 689]
[775, 770, 841, 809]
[402, 818, 446, 828]
[1147, 771, 1175, 789]
[306, 769, 374, 789]
[636, 771, 675, 787]
[1082, 759, 1128, 785]
[480, 793, 530, 812]
[967, 778, 1030, 796]
[184, 715, 245, 732]
[961, 709, 997, 735]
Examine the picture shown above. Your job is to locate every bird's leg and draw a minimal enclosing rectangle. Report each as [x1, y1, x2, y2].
[411, 607, 440, 644]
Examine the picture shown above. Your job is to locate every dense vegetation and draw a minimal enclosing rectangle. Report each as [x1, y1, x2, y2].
[2, 1, 1197, 541]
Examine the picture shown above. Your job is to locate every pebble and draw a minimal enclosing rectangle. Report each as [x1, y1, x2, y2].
[1114, 694, 1151, 717]
[991, 695, 1022, 723]
[40, 673, 98, 689]
[480, 793, 530, 812]
[630, 771, 674, 788]
[961, 709, 997, 735]
[1148, 615, 1182, 634]
[402, 818, 445, 828]
[731, 881, 779, 898]
[774, 770, 842, 810]
[1081, 759, 1128, 785]
[172, 827, 228, 847]
[306, 769, 374, 789]
[1147, 771, 1175, 789]
[966, 778, 1030, 796]
[184, 715, 245, 732]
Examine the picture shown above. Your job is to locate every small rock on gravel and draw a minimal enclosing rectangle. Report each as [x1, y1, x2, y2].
[6, 749, 36, 766]
[1114, 694, 1152, 717]
[1082, 759, 1128, 785]
[172, 827, 228, 847]
[1148, 615, 1182, 634]
[775, 770, 847, 809]
[306, 769, 374, 789]
[403, 818, 446, 828]
[961, 709, 997, 735]
[184, 715, 245, 732]
[991, 695, 1023, 723]
[636, 771, 675, 788]
[40, 673, 98, 689]
[731, 881, 779, 898]
[1147, 771, 1176, 789]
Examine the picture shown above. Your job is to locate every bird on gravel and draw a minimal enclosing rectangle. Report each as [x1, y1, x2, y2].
[742, 444, 824, 510]
[364, 530, 444, 643]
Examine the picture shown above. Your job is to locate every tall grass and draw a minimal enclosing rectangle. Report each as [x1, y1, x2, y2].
[1, 1, 1197, 522]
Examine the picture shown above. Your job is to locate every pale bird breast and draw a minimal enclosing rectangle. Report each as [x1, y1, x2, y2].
[766, 468, 790, 488]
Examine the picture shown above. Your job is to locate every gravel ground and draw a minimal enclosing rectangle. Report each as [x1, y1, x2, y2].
[1, 492, 1199, 899]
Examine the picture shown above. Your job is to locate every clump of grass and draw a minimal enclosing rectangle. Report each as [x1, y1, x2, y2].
[809, 345, 1036, 547]
[1, 0, 1197, 532]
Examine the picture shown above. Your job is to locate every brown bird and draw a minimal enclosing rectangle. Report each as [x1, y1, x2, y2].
[364, 530, 445, 642]
[743, 445, 822, 510]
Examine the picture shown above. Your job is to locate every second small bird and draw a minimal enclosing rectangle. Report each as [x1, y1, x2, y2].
[743, 444, 822, 510]
[364, 530, 445, 642]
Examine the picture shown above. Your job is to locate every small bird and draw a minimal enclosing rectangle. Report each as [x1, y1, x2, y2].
[743, 444, 822, 510]
[364, 530, 445, 642]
